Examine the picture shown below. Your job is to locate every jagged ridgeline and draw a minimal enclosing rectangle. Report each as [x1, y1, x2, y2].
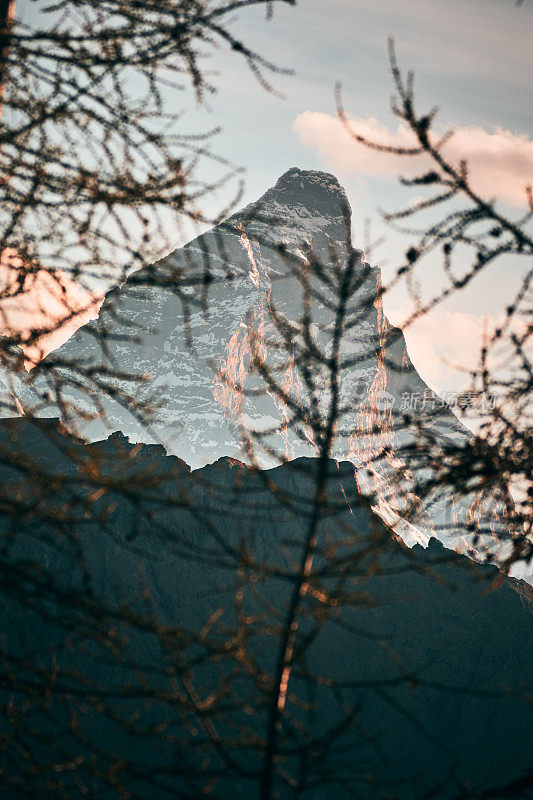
[18, 168, 511, 566]
[0, 416, 531, 799]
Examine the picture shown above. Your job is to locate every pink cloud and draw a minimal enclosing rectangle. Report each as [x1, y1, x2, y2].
[386, 305, 529, 428]
[389, 307, 489, 395]
[293, 112, 533, 207]
[0, 250, 102, 368]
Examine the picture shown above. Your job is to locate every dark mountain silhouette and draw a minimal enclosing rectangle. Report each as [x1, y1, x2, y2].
[0, 416, 531, 799]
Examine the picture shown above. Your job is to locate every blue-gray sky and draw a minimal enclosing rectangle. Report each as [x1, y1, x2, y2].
[196, 0, 531, 214]
[182, 0, 532, 393]
[14, 0, 533, 394]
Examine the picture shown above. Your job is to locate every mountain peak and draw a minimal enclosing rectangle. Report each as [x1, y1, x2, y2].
[265, 167, 351, 217]
[275, 167, 346, 193]
[231, 167, 351, 246]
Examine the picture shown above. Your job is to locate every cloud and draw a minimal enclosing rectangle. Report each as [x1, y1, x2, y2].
[293, 112, 533, 207]
[392, 308, 489, 395]
[0, 250, 102, 368]
[386, 303, 528, 403]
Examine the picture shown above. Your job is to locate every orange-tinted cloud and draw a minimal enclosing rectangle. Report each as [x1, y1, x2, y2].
[391, 308, 489, 395]
[294, 112, 533, 207]
[386, 305, 529, 429]
[0, 250, 102, 368]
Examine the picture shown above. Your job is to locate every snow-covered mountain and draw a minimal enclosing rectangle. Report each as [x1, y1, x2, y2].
[19, 168, 510, 560]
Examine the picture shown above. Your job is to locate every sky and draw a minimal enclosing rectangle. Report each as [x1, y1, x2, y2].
[12, 0, 533, 398]
[200, 0, 532, 203]
[192, 0, 532, 209]
[181, 0, 532, 396]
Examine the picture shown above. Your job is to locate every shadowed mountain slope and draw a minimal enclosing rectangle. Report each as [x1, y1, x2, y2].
[0, 416, 531, 799]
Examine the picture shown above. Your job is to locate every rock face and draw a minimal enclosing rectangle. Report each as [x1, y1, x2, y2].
[19, 168, 506, 558]
[22, 168, 366, 463]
